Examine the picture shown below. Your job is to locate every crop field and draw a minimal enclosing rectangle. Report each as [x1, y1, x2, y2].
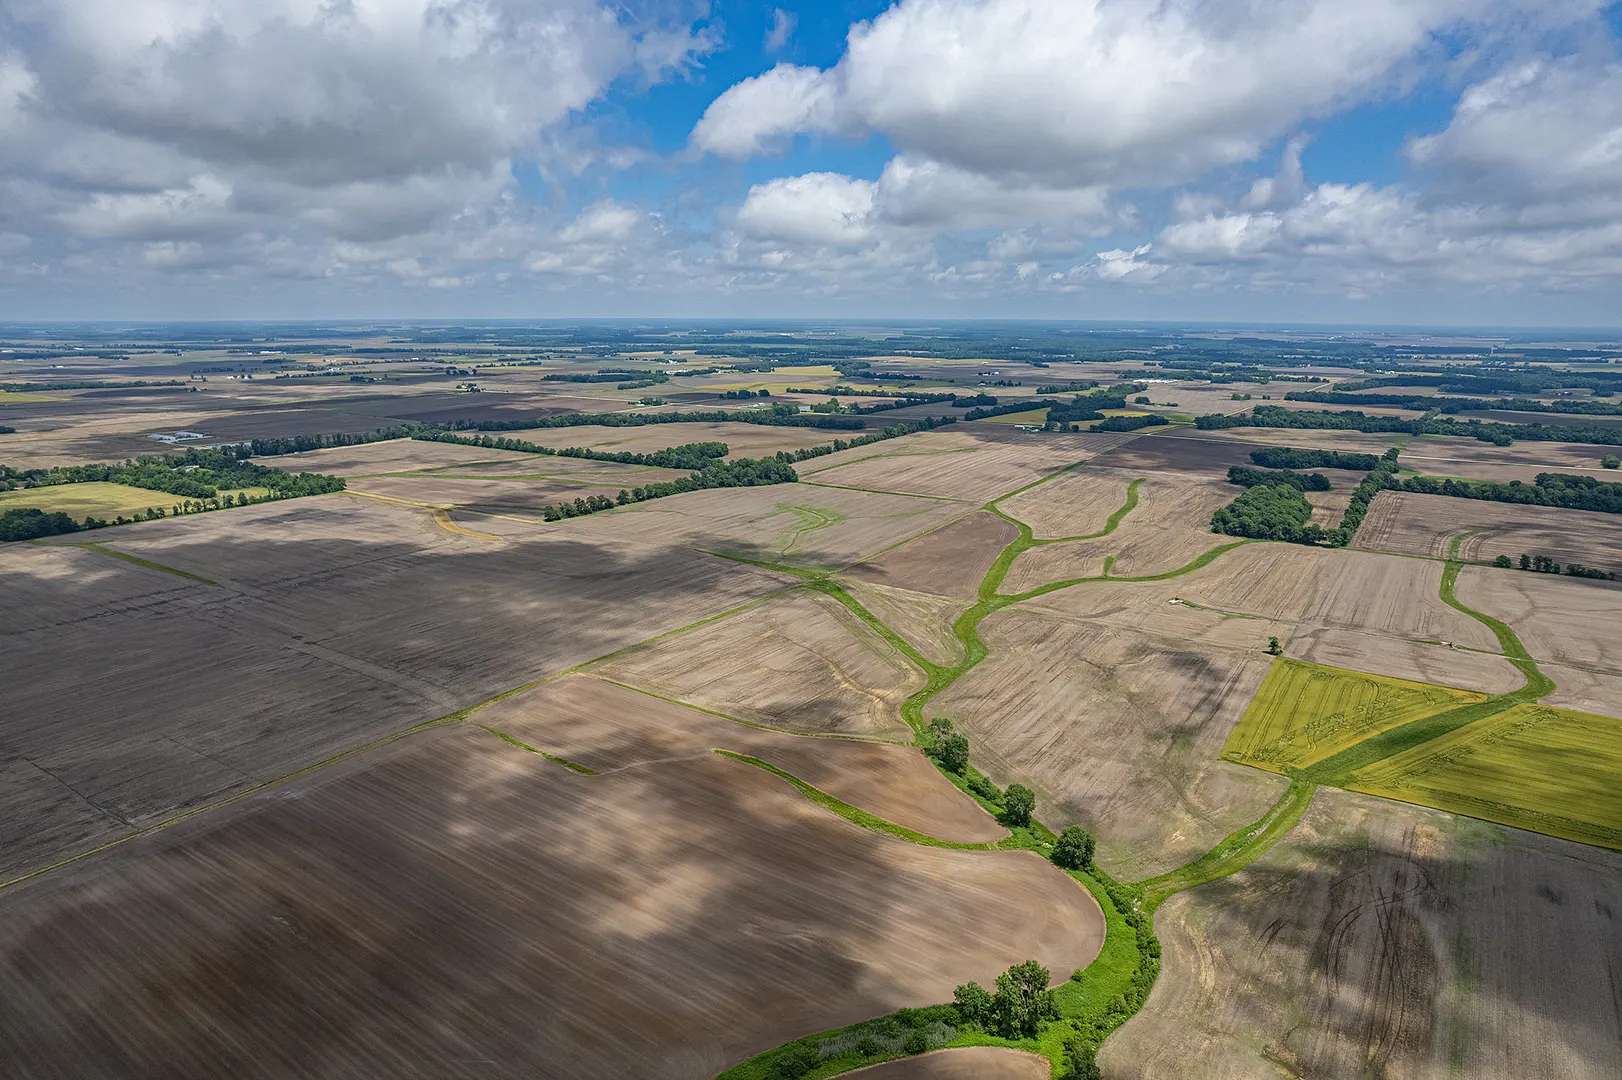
[0, 481, 266, 520]
[798, 427, 1135, 501]
[342, 463, 689, 515]
[0, 724, 1103, 1079]
[593, 591, 920, 739]
[1357, 491, 1622, 574]
[932, 605, 1287, 879]
[475, 675, 1000, 843]
[1456, 565, 1622, 674]
[256, 436, 534, 476]
[1102, 787, 1622, 1080]
[845, 510, 1014, 597]
[1221, 659, 1488, 772]
[1345, 702, 1622, 850]
[492, 420, 849, 459]
[971, 407, 1049, 425]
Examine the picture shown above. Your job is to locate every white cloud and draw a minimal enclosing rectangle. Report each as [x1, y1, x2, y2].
[736, 173, 877, 248]
[765, 9, 797, 53]
[693, 0, 1591, 185]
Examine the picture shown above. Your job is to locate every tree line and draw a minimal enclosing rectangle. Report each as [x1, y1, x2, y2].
[1, 446, 345, 500]
[1494, 553, 1617, 580]
[1391, 471, 1622, 514]
[1285, 389, 1622, 417]
[1195, 404, 1622, 447]
[1226, 465, 1330, 491]
[1249, 447, 1379, 470]
[419, 432, 731, 471]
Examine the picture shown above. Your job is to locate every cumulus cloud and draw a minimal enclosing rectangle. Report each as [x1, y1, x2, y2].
[737, 173, 877, 248]
[693, 0, 1590, 184]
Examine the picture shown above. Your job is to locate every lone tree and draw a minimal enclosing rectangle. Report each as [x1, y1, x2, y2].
[1604, 453, 1619, 469]
[928, 717, 971, 774]
[1266, 636, 1283, 655]
[1492, 554, 1513, 568]
[1052, 825, 1095, 871]
[1003, 783, 1036, 827]
[953, 981, 995, 1028]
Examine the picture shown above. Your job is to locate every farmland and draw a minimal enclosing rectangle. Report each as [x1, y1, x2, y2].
[3, 325, 1621, 1080]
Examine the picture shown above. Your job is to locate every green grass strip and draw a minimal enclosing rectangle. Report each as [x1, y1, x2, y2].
[1134, 779, 1316, 909]
[480, 726, 596, 774]
[76, 542, 220, 586]
[715, 751, 992, 850]
[1295, 540, 1553, 784]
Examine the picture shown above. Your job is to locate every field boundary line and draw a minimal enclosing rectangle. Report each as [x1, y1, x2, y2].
[74, 542, 220, 586]
[586, 673, 910, 744]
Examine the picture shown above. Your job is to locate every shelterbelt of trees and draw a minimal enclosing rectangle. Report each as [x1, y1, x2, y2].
[1285, 389, 1622, 417]
[1211, 449, 1400, 546]
[1391, 472, 1622, 514]
[1195, 405, 1622, 446]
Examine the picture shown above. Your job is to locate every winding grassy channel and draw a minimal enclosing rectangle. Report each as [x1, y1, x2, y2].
[713, 467, 1318, 1080]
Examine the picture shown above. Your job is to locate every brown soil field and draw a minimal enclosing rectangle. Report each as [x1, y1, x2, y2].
[1356, 491, 1622, 574]
[844, 1047, 1050, 1079]
[1289, 627, 1523, 694]
[0, 724, 1103, 1079]
[1397, 437, 1622, 480]
[254, 436, 533, 476]
[559, 483, 971, 569]
[846, 510, 1016, 597]
[1100, 788, 1622, 1080]
[477, 675, 1001, 843]
[840, 579, 965, 666]
[930, 605, 1287, 879]
[1540, 663, 1622, 714]
[493, 420, 848, 459]
[1001, 470, 1235, 587]
[1455, 566, 1622, 675]
[4, 495, 791, 879]
[798, 428, 1137, 500]
[997, 468, 1140, 538]
[594, 591, 921, 738]
[343, 464, 688, 515]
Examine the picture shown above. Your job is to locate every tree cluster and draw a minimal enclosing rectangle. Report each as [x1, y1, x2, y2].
[1052, 825, 1095, 870]
[926, 717, 970, 774]
[535, 455, 798, 522]
[1226, 465, 1330, 491]
[1091, 414, 1168, 433]
[1209, 482, 1320, 543]
[953, 961, 1060, 1039]
[1509, 553, 1617, 580]
[0, 447, 345, 500]
[1249, 447, 1379, 471]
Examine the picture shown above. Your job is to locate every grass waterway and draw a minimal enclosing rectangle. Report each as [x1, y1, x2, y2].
[714, 465, 1317, 1079]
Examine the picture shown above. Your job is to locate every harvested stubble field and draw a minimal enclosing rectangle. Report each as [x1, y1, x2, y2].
[255, 436, 534, 476]
[342, 461, 690, 515]
[1455, 565, 1622, 675]
[843, 1047, 1050, 1078]
[3, 495, 792, 880]
[1357, 491, 1622, 574]
[797, 428, 1137, 501]
[492, 420, 849, 460]
[476, 675, 1001, 843]
[930, 605, 1287, 879]
[592, 590, 921, 739]
[559, 483, 971, 569]
[845, 510, 1016, 598]
[0, 724, 1102, 1080]
[1221, 658, 1488, 772]
[1100, 787, 1622, 1080]
[839, 579, 965, 667]
[1394, 437, 1622, 481]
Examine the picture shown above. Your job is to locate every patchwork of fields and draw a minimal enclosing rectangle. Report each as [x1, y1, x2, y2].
[5, 358, 1621, 1080]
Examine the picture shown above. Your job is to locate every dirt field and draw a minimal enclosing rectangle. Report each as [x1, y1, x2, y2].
[594, 591, 920, 739]
[1100, 788, 1622, 1080]
[1356, 491, 1622, 574]
[841, 579, 965, 667]
[846, 510, 1014, 597]
[1455, 566, 1622, 674]
[930, 604, 1287, 879]
[799, 428, 1136, 501]
[558, 483, 971, 570]
[2, 494, 791, 880]
[476, 675, 1002, 843]
[845, 1047, 1050, 1079]
[0, 723, 1103, 1080]
[492, 420, 848, 459]
[255, 436, 533, 476]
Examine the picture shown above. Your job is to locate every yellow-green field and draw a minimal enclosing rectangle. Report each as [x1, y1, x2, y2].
[0, 389, 60, 403]
[0, 482, 269, 521]
[975, 407, 1049, 425]
[1343, 703, 1622, 851]
[1222, 659, 1485, 772]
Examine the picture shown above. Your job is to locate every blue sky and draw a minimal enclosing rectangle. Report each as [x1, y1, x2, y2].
[0, 1, 1619, 325]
